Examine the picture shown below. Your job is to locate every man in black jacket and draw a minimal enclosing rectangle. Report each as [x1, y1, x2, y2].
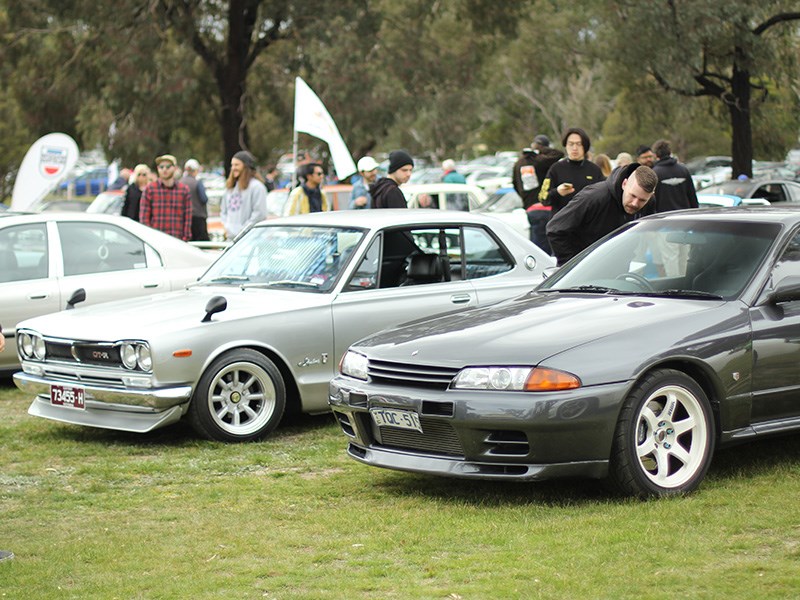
[652, 139, 698, 213]
[546, 164, 657, 266]
[371, 150, 413, 209]
[512, 134, 563, 209]
[539, 127, 604, 215]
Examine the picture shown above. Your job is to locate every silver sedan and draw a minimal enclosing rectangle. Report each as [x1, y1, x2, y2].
[1, 212, 214, 372]
[14, 210, 553, 442]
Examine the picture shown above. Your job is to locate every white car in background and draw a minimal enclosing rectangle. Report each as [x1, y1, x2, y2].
[0, 212, 214, 372]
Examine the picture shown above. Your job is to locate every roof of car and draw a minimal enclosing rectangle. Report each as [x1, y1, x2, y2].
[258, 208, 508, 229]
[648, 205, 800, 225]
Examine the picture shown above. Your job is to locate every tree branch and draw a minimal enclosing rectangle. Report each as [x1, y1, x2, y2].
[752, 12, 800, 36]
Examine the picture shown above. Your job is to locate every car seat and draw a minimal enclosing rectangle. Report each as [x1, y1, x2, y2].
[400, 253, 444, 286]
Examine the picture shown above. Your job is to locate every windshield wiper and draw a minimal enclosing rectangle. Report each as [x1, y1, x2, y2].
[638, 289, 724, 300]
[544, 285, 620, 294]
[263, 279, 321, 289]
[196, 275, 250, 285]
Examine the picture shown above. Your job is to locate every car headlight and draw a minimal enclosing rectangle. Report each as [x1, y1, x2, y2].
[121, 343, 138, 369]
[451, 367, 581, 391]
[119, 341, 152, 372]
[33, 335, 46, 360]
[17, 331, 45, 361]
[18, 332, 32, 359]
[136, 344, 152, 372]
[340, 351, 368, 380]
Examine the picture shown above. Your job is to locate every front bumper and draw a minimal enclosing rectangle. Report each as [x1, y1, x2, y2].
[14, 368, 193, 434]
[329, 376, 632, 481]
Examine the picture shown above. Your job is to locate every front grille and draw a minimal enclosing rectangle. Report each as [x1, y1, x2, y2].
[368, 359, 459, 390]
[44, 338, 123, 368]
[376, 417, 464, 457]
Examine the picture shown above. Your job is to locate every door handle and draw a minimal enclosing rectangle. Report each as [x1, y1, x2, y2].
[450, 293, 472, 304]
[143, 283, 160, 289]
[28, 294, 48, 300]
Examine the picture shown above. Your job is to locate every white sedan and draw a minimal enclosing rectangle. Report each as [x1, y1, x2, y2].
[1, 212, 214, 372]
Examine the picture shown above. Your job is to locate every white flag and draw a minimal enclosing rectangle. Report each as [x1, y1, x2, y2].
[294, 77, 357, 180]
[11, 133, 79, 211]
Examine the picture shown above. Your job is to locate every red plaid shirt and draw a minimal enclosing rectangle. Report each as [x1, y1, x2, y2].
[140, 180, 192, 241]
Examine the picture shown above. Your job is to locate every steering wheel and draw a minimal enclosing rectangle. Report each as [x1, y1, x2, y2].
[615, 272, 654, 291]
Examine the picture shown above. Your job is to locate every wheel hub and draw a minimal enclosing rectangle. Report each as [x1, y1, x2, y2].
[654, 420, 675, 449]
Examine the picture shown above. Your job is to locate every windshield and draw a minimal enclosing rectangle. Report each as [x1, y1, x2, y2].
[200, 225, 366, 292]
[539, 218, 780, 300]
[479, 190, 522, 213]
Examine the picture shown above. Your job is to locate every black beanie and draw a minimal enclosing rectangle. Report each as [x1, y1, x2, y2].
[388, 150, 414, 174]
[233, 150, 256, 170]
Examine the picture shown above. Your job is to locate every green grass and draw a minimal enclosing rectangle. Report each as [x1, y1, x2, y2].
[2, 380, 799, 599]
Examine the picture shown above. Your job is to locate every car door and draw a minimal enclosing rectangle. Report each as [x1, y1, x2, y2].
[750, 227, 800, 422]
[0, 222, 59, 370]
[330, 227, 478, 363]
[55, 220, 170, 306]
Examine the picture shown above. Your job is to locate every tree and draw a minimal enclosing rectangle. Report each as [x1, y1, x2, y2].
[602, 1, 800, 178]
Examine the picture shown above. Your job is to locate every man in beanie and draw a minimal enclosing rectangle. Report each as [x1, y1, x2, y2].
[221, 150, 267, 239]
[539, 127, 604, 216]
[140, 154, 192, 241]
[512, 134, 563, 209]
[370, 150, 413, 209]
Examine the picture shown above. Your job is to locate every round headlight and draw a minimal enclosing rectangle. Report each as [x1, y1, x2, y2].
[136, 344, 152, 372]
[32, 335, 46, 360]
[19, 333, 33, 359]
[121, 343, 137, 369]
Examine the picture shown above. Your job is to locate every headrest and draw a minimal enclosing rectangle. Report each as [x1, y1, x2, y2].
[407, 253, 442, 281]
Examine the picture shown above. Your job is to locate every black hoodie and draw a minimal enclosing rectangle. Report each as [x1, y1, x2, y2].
[370, 177, 407, 209]
[546, 162, 642, 266]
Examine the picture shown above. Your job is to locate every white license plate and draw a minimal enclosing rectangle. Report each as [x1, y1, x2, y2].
[370, 407, 422, 433]
[50, 384, 85, 410]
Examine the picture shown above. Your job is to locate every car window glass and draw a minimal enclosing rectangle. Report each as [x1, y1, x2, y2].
[58, 221, 147, 276]
[462, 226, 513, 279]
[445, 193, 470, 211]
[344, 236, 380, 291]
[0, 223, 48, 283]
[769, 230, 800, 285]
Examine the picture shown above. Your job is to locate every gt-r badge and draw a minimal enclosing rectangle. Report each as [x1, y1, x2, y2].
[732, 372, 740, 381]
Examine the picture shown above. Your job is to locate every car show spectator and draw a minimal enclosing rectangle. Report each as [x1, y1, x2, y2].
[539, 127, 605, 215]
[594, 153, 613, 178]
[221, 150, 268, 239]
[635, 145, 656, 168]
[140, 154, 192, 241]
[651, 139, 698, 213]
[512, 134, 564, 210]
[441, 159, 466, 184]
[180, 158, 210, 242]
[121, 163, 151, 221]
[349, 156, 380, 209]
[615, 152, 633, 168]
[264, 165, 280, 192]
[546, 164, 657, 266]
[371, 150, 413, 209]
[287, 162, 329, 214]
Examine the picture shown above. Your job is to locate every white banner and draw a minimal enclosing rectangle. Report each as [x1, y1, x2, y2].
[11, 133, 79, 211]
[294, 77, 357, 181]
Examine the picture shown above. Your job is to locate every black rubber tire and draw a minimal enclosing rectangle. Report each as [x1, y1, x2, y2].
[608, 368, 714, 498]
[188, 349, 286, 442]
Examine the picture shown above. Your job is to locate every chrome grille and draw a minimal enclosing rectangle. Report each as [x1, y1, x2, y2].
[368, 359, 459, 390]
[376, 417, 464, 457]
[44, 338, 123, 368]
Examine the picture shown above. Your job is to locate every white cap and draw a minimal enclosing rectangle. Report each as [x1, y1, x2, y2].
[357, 156, 379, 172]
[184, 158, 200, 171]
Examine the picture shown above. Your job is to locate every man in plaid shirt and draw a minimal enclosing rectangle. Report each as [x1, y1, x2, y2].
[140, 154, 192, 241]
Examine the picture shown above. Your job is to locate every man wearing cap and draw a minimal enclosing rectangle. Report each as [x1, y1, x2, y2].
[180, 158, 210, 241]
[512, 134, 564, 209]
[287, 162, 329, 214]
[349, 156, 380, 209]
[221, 150, 268, 239]
[370, 150, 413, 209]
[539, 127, 605, 216]
[140, 154, 192, 241]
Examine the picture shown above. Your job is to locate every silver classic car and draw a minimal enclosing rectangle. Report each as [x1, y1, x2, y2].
[14, 210, 553, 442]
[330, 208, 800, 497]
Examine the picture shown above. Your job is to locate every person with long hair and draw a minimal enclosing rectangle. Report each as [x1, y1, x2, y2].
[220, 151, 267, 239]
[121, 164, 151, 221]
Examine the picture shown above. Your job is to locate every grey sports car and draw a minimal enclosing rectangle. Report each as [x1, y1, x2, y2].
[330, 207, 800, 497]
[14, 210, 552, 442]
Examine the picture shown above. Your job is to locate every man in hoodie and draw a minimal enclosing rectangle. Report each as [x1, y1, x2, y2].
[539, 127, 604, 215]
[546, 164, 657, 266]
[512, 134, 564, 209]
[651, 139, 698, 213]
[371, 150, 413, 209]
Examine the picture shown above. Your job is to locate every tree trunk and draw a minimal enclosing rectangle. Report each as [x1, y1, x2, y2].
[728, 50, 753, 179]
[218, 0, 251, 176]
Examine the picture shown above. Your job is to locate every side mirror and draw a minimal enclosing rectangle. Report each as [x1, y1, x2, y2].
[202, 295, 227, 322]
[66, 288, 86, 310]
[767, 276, 800, 304]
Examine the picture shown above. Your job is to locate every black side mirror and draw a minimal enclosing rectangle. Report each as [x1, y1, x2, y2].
[202, 296, 227, 322]
[767, 276, 800, 304]
[66, 288, 86, 310]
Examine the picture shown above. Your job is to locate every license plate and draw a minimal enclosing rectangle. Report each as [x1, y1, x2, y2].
[370, 407, 422, 433]
[50, 384, 85, 410]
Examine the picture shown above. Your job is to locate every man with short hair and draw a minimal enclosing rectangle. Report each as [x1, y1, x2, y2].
[264, 165, 280, 192]
[370, 150, 413, 209]
[539, 128, 604, 215]
[287, 162, 329, 214]
[180, 158, 210, 241]
[513, 134, 564, 209]
[651, 139, 698, 213]
[635, 145, 656, 168]
[441, 159, 466, 184]
[349, 156, 380, 209]
[140, 154, 192, 241]
[546, 164, 658, 266]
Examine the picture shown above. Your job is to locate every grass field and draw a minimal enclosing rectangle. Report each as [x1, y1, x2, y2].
[1, 379, 799, 599]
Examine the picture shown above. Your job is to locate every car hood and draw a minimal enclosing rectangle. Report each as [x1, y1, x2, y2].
[354, 292, 728, 367]
[18, 286, 331, 340]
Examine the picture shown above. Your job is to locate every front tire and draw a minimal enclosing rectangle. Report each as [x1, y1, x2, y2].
[188, 349, 286, 442]
[609, 369, 714, 498]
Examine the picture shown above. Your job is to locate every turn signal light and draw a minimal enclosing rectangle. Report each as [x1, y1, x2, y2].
[524, 368, 581, 391]
[173, 349, 193, 358]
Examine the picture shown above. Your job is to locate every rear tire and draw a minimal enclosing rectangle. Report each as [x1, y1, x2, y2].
[608, 369, 714, 498]
[188, 349, 286, 442]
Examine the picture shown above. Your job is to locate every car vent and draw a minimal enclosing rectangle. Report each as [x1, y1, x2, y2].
[376, 417, 464, 457]
[367, 359, 459, 390]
